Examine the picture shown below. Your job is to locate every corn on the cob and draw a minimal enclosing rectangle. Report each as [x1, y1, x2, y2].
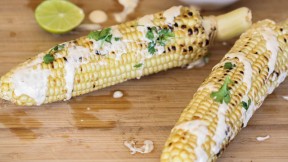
[161, 19, 288, 162]
[0, 6, 251, 106]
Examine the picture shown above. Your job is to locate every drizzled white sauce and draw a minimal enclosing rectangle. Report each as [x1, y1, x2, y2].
[256, 135, 270, 141]
[89, 10, 108, 24]
[226, 52, 253, 91]
[174, 120, 208, 162]
[163, 6, 181, 24]
[92, 26, 126, 58]
[137, 15, 155, 43]
[224, 53, 254, 127]
[113, 90, 123, 98]
[261, 28, 279, 76]
[64, 46, 91, 100]
[201, 16, 216, 38]
[242, 100, 255, 127]
[11, 66, 50, 105]
[277, 72, 287, 84]
[282, 94, 288, 101]
[187, 57, 209, 69]
[197, 83, 216, 92]
[114, 0, 139, 23]
[138, 15, 154, 27]
[124, 140, 154, 154]
[211, 103, 228, 154]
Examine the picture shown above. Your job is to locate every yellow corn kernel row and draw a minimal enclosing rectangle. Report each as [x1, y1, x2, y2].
[161, 19, 288, 162]
[0, 6, 214, 106]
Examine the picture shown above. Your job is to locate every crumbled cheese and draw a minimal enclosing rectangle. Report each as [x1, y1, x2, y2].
[256, 135, 270, 141]
[89, 10, 108, 24]
[113, 91, 124, 98]
[124, 140, 154, 154]
[114, 0, 139, 23]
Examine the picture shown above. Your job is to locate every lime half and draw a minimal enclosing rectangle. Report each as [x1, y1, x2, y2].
[35, 0, 85, 34]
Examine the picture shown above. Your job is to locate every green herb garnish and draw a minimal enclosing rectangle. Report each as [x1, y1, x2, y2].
[52, 44, 65, 52]
[114, 37, 121, 41]
[211, 77, 232, 104]
[146, 30, 155, 40]
[134, 63, 143, 68]
[43, 54, 55, 64]
[241, 99, 251, 110]
[88, 28, 113, 43]
[148, 42, 157, 55]
[224, 62, 233, 69]
[43, 44, 65, 64]
[157, 28, 175, 45]
[145, 27, 174, 55]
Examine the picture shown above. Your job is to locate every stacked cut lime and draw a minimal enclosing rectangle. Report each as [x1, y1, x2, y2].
[35, 0, 85, 34]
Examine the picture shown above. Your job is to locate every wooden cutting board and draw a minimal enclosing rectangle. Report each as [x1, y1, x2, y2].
[0, 0, 288, 161]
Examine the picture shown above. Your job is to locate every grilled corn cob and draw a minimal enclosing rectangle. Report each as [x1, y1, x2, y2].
[161, 19, 288, 162]
[0, 6, 251, 106]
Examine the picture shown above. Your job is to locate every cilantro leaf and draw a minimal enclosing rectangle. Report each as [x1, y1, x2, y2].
[210, 77, 232, 104]
[105, 34, 113, 43]
[242, 98, 251, 110]
[134, 63, 143, 68]
[43, 54, 55, 64]
[43, 44, 65, 64]
[148, 42, 157, 54]
[99, 28, 111, 40]
[53, 44, 65, 52]
[224, 62, 233, 69]
[114, 37, 121, 41]
[157, 28, 174, 46]
[88, 28, 113, 43]
[146, 30, 154, 40]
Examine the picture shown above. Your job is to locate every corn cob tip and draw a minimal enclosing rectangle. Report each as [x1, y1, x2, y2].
[215, 7, 252, 41]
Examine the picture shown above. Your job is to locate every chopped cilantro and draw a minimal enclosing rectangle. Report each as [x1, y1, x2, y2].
[88, 28, 113, 43]
[224, 62, 233, 69]
[134, 63, 143, 68]
[242, 98, 251, 110]
[210, 77, 232, 104]
[145, 27, 175, 55]
[146, 30, 155, 40]
[148, 42, 157, 55]
[157, 28, 174, 46]
[52, 44, 65, 52]
[43, 54, 55, 64]
[114, 37, 121, 41]
[43, 44, 65, 64]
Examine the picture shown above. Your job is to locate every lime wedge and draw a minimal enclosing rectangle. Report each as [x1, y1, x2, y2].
[35, 0, 85, 34]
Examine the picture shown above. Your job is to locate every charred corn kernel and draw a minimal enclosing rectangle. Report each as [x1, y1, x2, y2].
[161, 19, 288, 162]
[0, 6, 251, 106]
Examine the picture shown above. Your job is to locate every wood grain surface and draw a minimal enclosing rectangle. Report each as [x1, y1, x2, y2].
[0, 0, 288, 161]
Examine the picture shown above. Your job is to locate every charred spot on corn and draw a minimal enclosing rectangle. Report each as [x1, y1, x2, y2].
[210, 76, 232, 104]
